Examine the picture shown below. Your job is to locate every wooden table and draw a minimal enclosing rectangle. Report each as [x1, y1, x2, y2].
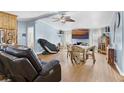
[76, 45, 89, 50]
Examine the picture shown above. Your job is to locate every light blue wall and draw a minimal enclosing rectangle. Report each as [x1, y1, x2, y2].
[18, 20, 61, 53]
[122, 12, 124, 73]
[109, 12, 123, 73]
[34, 21, 61, 53]
[115, 12, 123, 72]
[17, 21, 27, 45]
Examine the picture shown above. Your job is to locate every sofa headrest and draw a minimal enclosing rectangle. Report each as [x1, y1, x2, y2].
[38, 39, 47, 45]
[4, 46, 42, 72]
[5, 46, 31, 57]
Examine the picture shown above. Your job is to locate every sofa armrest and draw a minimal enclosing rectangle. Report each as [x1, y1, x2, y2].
[40, 60, 60, 76]
[34, 60, 61, 82]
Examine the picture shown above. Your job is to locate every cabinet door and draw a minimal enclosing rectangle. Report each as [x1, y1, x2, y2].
[3, 13, 8, 29]
[9, 15, 13, 29]
[14, 16, 17, 30]
[11, 16, 14, 29]
[6, 14, 10, 29]
[0, 12, 17, 44]
[7, 14, 11, 29]
[2, 13, 5, 28]
[11, 16, 17, 30]
[0, 13, 2, 28]
[0, 13, 4, 29]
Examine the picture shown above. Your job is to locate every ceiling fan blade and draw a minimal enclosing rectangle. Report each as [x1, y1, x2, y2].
[66, 19, 75, 22]
[52, 19, 60, 22]
[52, 17, 59, 19]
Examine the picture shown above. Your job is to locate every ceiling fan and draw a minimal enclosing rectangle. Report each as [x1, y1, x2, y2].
[52, 13, 75, 23]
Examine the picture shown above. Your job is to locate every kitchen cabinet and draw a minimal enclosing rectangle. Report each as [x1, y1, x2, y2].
[0, 12, 17, 44]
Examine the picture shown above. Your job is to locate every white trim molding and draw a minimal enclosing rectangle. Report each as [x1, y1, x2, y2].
[114, 62, 124, 76]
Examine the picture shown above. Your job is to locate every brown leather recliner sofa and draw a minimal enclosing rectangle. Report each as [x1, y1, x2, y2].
[0, 45, 61, 82]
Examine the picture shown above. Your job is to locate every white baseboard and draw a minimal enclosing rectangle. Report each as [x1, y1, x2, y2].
[114, 63, 124, 76]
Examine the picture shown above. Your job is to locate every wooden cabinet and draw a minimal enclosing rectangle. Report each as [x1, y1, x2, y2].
[98, 33, 110, 55]
[98, 43, 107, 54]
[0, 13, 4, 28]
[4, 30, 17, 44]
[108, 48, 115, 65]
[0, 12, 17, 44]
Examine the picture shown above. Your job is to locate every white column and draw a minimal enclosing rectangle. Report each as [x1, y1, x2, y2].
[63, 31, 72, 47]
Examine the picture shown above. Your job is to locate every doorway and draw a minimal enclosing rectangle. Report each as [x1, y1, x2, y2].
[27, 26, 35, 49]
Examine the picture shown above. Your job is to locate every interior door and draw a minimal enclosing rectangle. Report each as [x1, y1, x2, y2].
[27, 26, 34, 49]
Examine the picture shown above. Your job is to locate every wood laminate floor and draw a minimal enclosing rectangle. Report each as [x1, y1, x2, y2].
[39, 49, 124, 82]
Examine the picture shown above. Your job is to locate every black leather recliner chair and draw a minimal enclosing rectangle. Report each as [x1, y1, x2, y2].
[0, 45, 8, 75]
[0, 61, 5, 75]
[0, 45, 61, 82]
[38, 39, 59, 54]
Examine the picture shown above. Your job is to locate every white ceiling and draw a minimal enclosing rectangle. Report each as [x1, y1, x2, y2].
[6, 11, 115, 30]
[38, 11, 114, 30]
[6, 11, 55, 21]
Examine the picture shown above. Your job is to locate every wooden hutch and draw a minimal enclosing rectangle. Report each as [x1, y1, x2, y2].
[0, 12, 17, 44]
[98, 33, 110, 54]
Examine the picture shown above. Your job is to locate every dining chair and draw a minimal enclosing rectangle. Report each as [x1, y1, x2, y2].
[86, 46, 96, 64]
[71, 45, 85, 64]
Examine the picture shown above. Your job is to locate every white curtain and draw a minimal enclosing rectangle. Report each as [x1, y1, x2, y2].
[89, 28, 103, 49]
